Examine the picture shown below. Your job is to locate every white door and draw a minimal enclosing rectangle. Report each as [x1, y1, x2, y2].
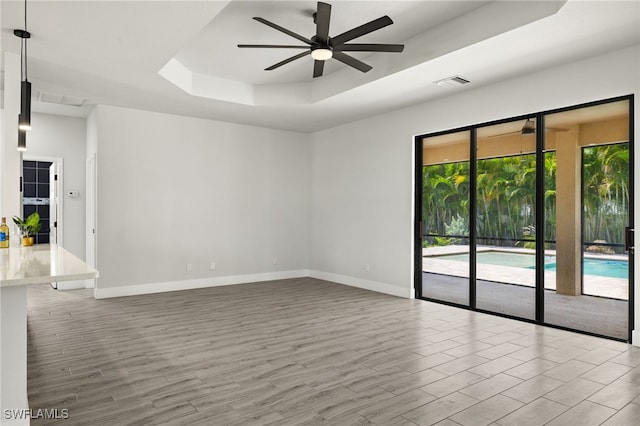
[49, 163, 58, 244]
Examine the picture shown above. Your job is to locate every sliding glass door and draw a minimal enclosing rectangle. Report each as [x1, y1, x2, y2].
[420, 131, 471, 306]
[543, 100, 631, 340]
[474, 119, 537, 320]
[416, 96, 633, 341]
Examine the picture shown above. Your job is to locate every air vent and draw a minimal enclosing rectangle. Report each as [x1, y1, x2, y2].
[433, 75, 471, 88]
[39, 92, 64, 103]
[39, 91, 86, 107]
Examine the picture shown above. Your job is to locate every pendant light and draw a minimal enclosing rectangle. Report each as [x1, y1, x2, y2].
[19, 80, 32, 131]
[14, 0, 31, 132]
[17, 127, 27, 152]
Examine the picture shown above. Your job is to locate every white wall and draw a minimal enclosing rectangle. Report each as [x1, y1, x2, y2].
[0, 51, 30, 425]
[309, 112, 414, 298]
[310, 45, 640, 308]
[26, 113, 87, 260]
[86, 108, 97, 157]
[85, 44, 639, 343]
[1, 52, 22, 230]
[93, 105, 310, 297]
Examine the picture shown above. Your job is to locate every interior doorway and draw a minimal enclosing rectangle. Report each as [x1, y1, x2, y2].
[21, 156, 63, 247]
[22, 156, 63, 289]
[415, 96, 633, 341]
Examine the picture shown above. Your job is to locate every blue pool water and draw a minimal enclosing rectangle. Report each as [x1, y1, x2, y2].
[436, 251, 628, 279]
[544, 257, 628, 279]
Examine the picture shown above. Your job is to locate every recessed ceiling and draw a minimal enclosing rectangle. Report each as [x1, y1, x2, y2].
[174, 1, 489, 85]
[159, 0, 568, 106]
[1, 1, 638, 132]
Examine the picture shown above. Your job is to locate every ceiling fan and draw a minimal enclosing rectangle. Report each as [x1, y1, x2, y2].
[238, 1, 404, 78]
[490, 119, 569, 138]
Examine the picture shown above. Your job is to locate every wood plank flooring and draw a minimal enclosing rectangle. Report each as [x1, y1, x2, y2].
[26, 278, 640, 425]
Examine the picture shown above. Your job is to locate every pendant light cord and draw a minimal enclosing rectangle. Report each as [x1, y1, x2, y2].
[20, 32, 24, 81]
[24, 0, 28, 81]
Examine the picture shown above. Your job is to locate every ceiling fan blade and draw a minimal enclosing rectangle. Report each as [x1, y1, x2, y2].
[487, 131, 521, 139]
[315, 2, 332, 44]
[238, 44, 309, 49]
[332, 51, 372, 73]
[336, 43, 404, 52]
[265, 51, 311, 71]
[253, 17, 313, 45]
[488, 127, 569, 138]
[330, 15, 393, 46]
[313, 60, 325, 78]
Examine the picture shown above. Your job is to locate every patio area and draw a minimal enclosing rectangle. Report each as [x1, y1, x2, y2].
[421, 246, 629, 340]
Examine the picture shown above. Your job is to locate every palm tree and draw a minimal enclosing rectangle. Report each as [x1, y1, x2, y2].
[422, 143, 627, 253]
[583, 143, 629, 251]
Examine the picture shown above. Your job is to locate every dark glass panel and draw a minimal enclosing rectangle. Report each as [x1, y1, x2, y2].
[23, 168, 37, 183]
[23, 183, 36, 197]
[37, 184, 50, 198]
[37, 169, 49, 183]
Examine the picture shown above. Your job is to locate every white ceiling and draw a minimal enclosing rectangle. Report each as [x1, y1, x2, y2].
[1, 0, 639, 133]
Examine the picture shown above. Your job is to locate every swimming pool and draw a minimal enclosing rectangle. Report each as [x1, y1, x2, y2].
[435, 251, 628, 279]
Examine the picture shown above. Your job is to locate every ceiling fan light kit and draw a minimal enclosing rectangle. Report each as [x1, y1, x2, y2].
[521, 119, 536, 134]
[310, 46, 333, 61]
[238, 1, 404, 78]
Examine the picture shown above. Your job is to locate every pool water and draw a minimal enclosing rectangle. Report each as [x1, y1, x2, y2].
[546, 258, 628, 279]
[436, 251, 628, 279]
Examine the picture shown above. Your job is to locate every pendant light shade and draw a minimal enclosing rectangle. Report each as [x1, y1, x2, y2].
[18, 80, 31, 131]
[15, 0, 32, 133]
[17, 127, 27, 152]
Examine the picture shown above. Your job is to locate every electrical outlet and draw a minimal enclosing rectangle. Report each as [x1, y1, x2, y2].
[186, 263, 192, 272]
[272, 257, 278, 265]
[210, 261, 216, 271]
[365, 263, 370, 272]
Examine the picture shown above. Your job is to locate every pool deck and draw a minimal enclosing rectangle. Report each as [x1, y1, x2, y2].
[422, 245, 628, 300]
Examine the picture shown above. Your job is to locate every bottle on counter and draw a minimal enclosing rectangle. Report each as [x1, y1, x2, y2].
[0, 217, 9, 248]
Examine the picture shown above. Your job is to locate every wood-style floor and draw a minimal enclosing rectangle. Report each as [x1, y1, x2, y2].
[27, 278, 640, 425]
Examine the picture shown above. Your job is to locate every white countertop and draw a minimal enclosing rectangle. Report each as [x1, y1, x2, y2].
[0, 244, 99, 287]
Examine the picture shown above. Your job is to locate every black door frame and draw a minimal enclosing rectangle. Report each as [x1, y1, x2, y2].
[414, 94, 635, 343]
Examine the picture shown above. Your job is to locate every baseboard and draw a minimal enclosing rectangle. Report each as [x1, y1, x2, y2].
[633, 329, 640, 347]
[309, 270, 413, 299]
[94, 270, 310, 299]
[55, 280, 90, 291]
[94, 269, 412, 300]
